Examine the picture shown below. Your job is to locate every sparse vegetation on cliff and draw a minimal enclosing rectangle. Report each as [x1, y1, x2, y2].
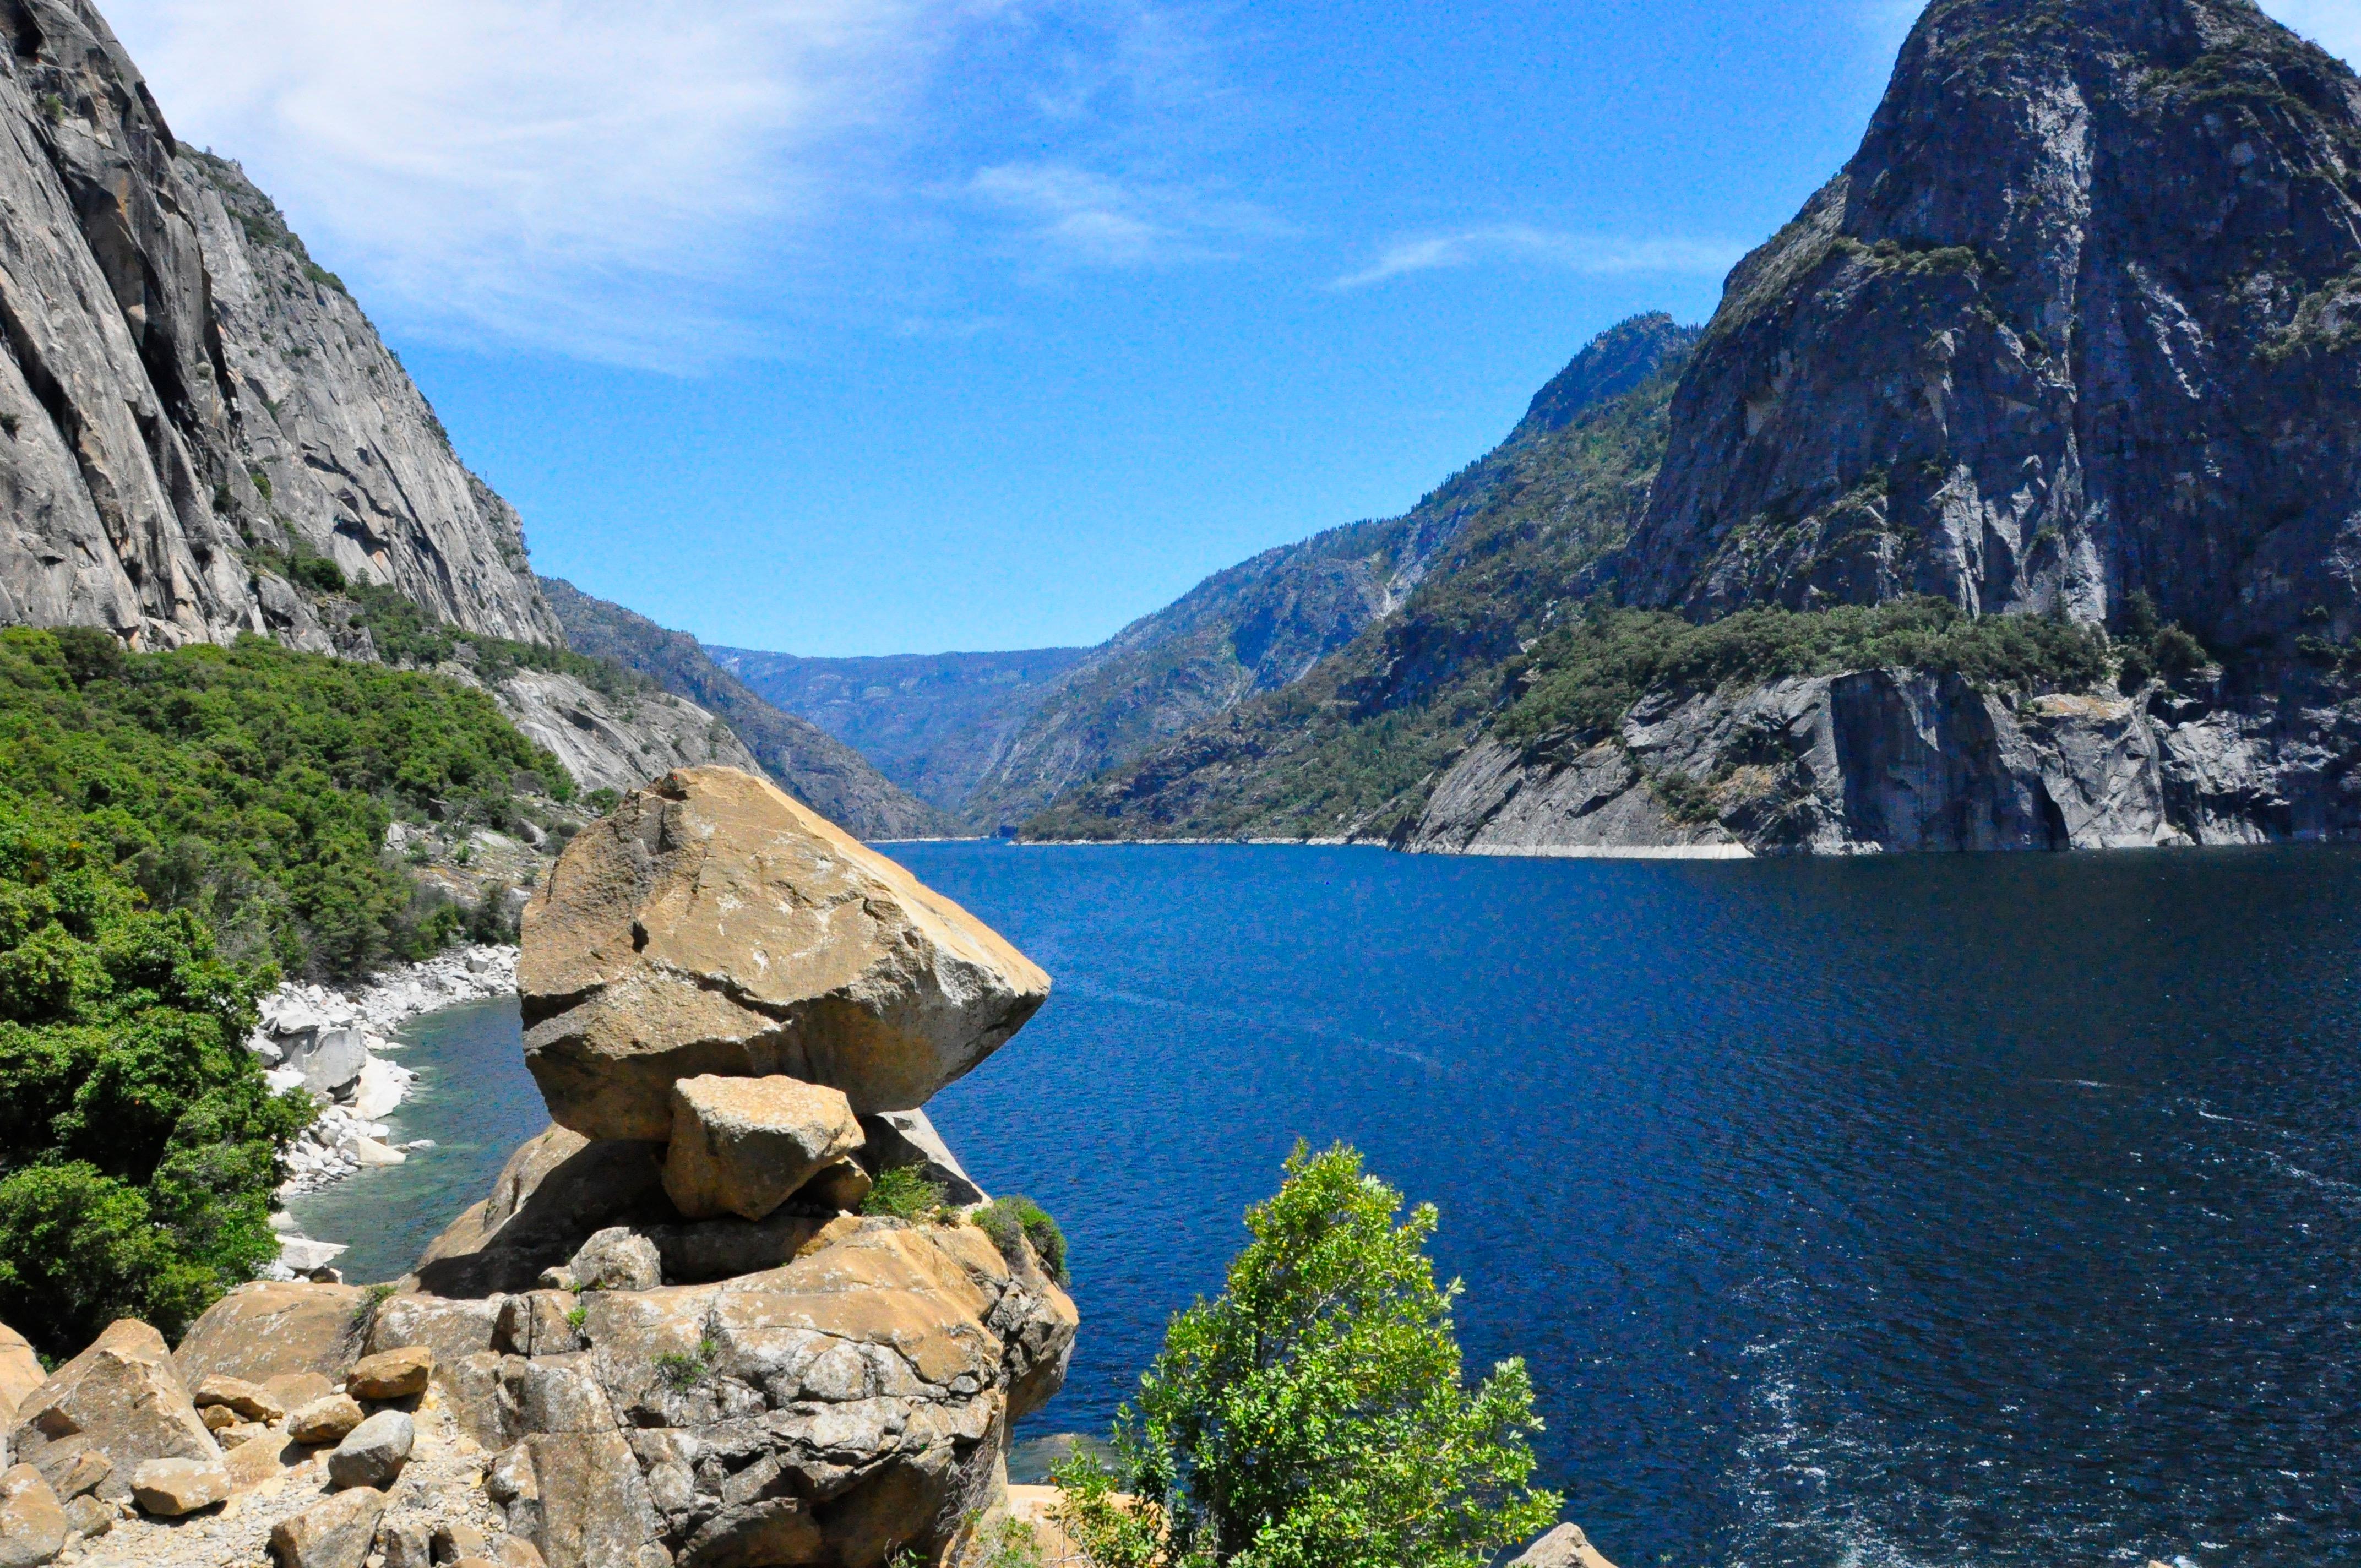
[1053, 1141, 1558, 1568]
[1498, 598, 2114, 748]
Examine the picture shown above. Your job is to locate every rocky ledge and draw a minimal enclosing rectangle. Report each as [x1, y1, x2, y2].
[0, 768, 1073, 1568]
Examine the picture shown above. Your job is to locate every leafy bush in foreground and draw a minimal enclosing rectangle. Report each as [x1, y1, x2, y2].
[862, 1164, 948, 1221]
[1499, 598, 2114, 747]
[0, 802, 311, 1359]
[1053, 1142, 1558, 1568]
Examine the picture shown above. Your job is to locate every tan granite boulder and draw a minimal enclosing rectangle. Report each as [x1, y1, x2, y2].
[288, 1393, 366, 1446]
[130, 1455, 231, 1516]
[192, 1375, 284, 1423]
[520, 767, 1049, 1138]
[0, 1462, 67, 1568]
[346, 1347, 433, 1401]
[1510, 1523, 1622, 1568]
[0, 1321, 42, 1430]
[174, 1281, 370, 1387]
[270, 1485, 388, 1568]
[414, 1125, 666, 1298]
[661, 1074, 864, 1222]
[6, 1320, 216, 1502]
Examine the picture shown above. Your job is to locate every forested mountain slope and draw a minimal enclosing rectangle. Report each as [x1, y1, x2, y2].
[545, 580, 947, 838]
[712, 645, 1090, 816]
[1026, 315, 1699, 841]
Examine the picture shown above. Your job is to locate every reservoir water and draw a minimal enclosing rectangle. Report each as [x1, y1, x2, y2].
[293, 843, 2361, 1567]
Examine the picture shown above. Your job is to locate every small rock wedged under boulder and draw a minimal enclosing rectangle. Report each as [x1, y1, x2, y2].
[519, 767, 1050, 1138]
[175, 1280, 371, 1388]
[6, 1320, 217, 1502]
[0, 1463, 67, 1568]
[661, 1074, 864, 1221]
[130, 1455, 231, 1516]
[193, 1375, 285, 1423]
[415, 1125, 845, 1295]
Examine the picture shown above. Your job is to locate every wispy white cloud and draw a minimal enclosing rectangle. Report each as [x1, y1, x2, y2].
[1334, 225, 1745, 291]
[2260, 0, 2361, 66]
[108, 0, 958, 368]
[961, 161, 1275, 268]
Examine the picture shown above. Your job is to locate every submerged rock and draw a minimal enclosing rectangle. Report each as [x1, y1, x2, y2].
[519, 766, 1049, 1138]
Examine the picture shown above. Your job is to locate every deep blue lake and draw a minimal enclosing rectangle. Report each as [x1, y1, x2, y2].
[295, 843, 2361, 1567]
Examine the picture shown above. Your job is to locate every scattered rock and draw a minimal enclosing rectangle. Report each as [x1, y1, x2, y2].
[346, 1346, 434, 1401]
[380, 1513, 436, 1568]
[0, 1463, 67, 1568]
[661, 1074, 864, 1222]
[519, 767, 1050, 1137]
[327, 1410, 415, 1490]
[175, 1281, 369, 1387]
[6, 1320, 216, 1502]
[192, 1374, 285, 1423]
[550, 1227, 661, 1294]
[1510, 1524, 1622, 1568]
[433, 1520, 489, 1562]
[48, 1449, 109, 1500]
[225, 1430, 306, 1490]
[62, 1490, 112, 1540]
[269, 1485, 389, 1568]
[216, 1419, 272, 1450]
[128, 1456, 231, 1516]
[264, 1372, 338, 1411]
[287, 1394, 366, 1446]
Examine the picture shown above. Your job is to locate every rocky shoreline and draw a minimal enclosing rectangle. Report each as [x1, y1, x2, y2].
[252, 947, 521, 1278]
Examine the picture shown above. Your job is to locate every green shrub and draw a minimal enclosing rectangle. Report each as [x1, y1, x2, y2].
[1053, 1142, 1559, 1568]
[977, 1195, 1069, 1286]
[862, 1166, 946, 1221]
[289, 554, 347, 594]
[1500, 597, 2113, 747]
[657, 1338, 717, 1391]
[0, 803, 310, 1359]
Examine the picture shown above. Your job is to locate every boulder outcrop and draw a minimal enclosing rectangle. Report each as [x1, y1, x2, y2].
[0, 1320, 42, 1429]
[7, 1320, 216, 1503]
[0, 1463, 68, 1568]
[520, 767, 1049, 1137]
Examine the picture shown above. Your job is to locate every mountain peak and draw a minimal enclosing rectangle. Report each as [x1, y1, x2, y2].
[1620, 0, 2361, 642]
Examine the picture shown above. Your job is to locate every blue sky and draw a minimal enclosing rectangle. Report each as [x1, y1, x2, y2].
[110, 0, 2360, 657]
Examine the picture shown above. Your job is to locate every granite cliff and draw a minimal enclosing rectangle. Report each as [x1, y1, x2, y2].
[1024, 0, 2361, 856]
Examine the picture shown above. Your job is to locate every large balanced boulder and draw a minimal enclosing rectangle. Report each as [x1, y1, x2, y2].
[1510, 1524, 1622, 1568]
[6, 1320, 217, 1502]
[519, 767, 1050, 1138]
[661, 1074, 864, 1221]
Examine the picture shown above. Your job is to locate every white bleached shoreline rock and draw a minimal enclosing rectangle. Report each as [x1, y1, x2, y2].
[252, 947, 518, 1276]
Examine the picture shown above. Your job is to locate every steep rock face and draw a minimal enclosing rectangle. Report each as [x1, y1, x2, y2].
[543, 578, 946, 839]
[0, 1, 553, 649]
[1622, 0, 2361, 645]
[961, 519, 1419, 831]
[1024, 317, 1698, 842]
[490, 666, 766, 800]
[1407, 667, 2360, 855]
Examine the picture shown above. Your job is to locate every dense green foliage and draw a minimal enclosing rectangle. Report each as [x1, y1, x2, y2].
[0, 628, 567, 979]
[1498, 597, 2115, 748]
[0, 802, 312, 1359]
[347, 584, 650, 698]
[1053, 1143, 1558, 1568]
[977, 1194, 1070, 1285]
